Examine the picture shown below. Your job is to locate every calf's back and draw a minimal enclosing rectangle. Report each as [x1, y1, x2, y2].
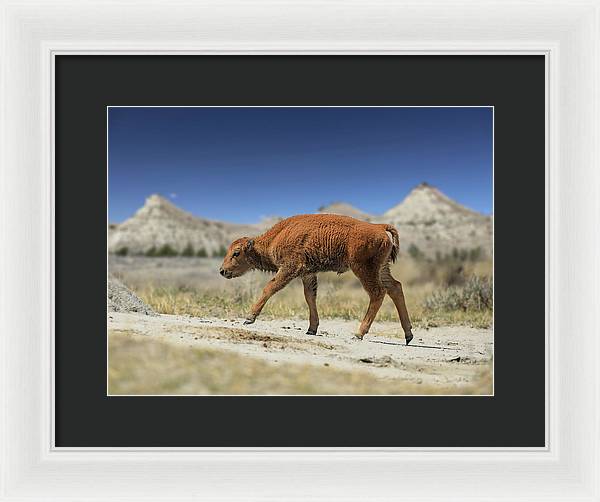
[264, 214, 392, 273]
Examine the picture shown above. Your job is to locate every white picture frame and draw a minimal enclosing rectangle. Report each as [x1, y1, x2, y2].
[1, 1, 598, 500]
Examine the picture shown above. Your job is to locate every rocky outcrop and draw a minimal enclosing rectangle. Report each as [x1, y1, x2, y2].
[108, 194, 257, 255]
[108, 184, 492, 259]
[318, 202, 376, 222]
[107, 276, 156, 315]
[318, 183, 492, 258]
[382, 183, 492, 259]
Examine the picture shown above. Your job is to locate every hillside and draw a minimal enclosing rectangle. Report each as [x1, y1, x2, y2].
[108, 194, 256, 255]
[317, 184, 491, 258]
[318, 202, 375, 221]
[381, 183, 492, 259]
[108, 185, 492, 258]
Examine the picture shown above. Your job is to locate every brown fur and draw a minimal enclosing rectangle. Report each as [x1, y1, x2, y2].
[220, 214, 413, 344]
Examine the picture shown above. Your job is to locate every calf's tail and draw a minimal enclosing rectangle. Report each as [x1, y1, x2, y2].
[384, 224, 400, 263]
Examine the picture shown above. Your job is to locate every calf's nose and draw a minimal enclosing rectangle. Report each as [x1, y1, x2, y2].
[219, 268, 226, 276]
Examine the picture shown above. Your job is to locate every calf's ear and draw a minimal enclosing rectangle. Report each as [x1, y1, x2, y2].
[245, 239, 254, 251]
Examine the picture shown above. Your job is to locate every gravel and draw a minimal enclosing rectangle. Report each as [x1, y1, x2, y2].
[107, 276, 156, 315]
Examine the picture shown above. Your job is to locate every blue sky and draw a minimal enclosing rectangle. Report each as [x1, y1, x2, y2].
[108, 107, 493, 224]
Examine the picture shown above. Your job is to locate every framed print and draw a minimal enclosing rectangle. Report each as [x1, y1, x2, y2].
[1, 1, 599, 501]
[56, 55, 541, 448]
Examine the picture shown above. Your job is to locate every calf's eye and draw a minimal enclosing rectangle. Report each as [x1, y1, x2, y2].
[233, 251, 240, 257]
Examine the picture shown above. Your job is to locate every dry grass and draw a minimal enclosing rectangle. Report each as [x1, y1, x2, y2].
[136, 258, 493, 329]
[108, 330, 492, 395]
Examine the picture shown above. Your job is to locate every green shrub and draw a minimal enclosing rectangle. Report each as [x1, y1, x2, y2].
[181, 243, 195, 257]
[408, 244, 425, 261]
[435, 247, 485, 264]
[469, 247, 483, 262]
[423, 276, 493, 313]
[115, 247, 128, 256]
[444, 265, 466, 287]
[145, 244, 177, 257]
[212, 245, 227, 258]
[196, 248, 208, 258]
[157, 244, 178, 257]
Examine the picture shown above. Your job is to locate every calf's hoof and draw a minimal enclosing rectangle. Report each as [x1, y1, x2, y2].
[244, 317, 256, 325]
[354, 333, 365, 340]
[306, 329, 317, 336]
[405, 330, 413, 345]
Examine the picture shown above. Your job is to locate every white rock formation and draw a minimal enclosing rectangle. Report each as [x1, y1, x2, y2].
[108, 194, 256, 255]
[109, 185, 492, 259]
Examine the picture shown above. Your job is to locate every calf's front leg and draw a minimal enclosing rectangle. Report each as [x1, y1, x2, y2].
[244, 269, 296, 324]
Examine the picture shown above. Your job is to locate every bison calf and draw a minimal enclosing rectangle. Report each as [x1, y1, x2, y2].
[219, 214, 413, 344]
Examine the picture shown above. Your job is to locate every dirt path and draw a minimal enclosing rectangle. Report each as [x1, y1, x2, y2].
[109, 312, 493, 391]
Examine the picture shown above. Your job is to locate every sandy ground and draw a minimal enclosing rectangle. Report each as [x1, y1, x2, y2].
[108, 311, 493, 391]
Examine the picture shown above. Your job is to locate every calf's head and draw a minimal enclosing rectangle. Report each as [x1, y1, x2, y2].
[219, 237, 254, 279]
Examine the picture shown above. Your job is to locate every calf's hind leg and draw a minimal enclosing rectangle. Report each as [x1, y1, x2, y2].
[380, 264, 413, 345]
[352, 264, 386, 340]
[301, 274, 319, 335]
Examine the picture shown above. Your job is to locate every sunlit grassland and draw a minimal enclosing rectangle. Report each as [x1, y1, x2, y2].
[134, 257, 493, 330]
